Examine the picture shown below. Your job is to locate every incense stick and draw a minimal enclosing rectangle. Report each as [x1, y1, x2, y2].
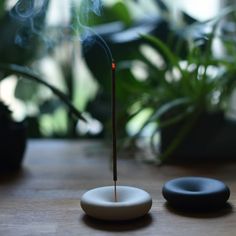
[112, 59, 117, 202]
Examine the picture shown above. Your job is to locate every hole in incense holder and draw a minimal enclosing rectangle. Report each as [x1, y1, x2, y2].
[80, 186, 152, 221]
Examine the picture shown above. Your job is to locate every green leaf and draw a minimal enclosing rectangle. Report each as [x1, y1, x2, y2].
[0, 63, 86, 122]
[158, 109, 201, 162]
[110, 2, 132, 26]
[149, 98, 191, 122]
[158, 108, 193, 129]
[141, 34, 184, 75]
[15, 79, 39, 101]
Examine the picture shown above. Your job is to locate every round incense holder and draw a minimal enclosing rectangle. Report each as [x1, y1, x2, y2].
[162, 177, 230, 210]
[81, 186, 152, 221]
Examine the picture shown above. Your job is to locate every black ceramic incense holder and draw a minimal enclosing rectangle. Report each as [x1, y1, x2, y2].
[162, 177, 230, 210]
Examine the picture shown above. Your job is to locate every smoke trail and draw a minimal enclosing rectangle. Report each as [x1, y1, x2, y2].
[91, 0, 102, 15]
[79, 0, 102, 24]
[9, 0, 113, 61]
[74, 0, 113, 62]
[80, 25, 113, 62]
[10, 0, 47, 22]
[9, 0, 49, 48]
[13, 0, 34, 19]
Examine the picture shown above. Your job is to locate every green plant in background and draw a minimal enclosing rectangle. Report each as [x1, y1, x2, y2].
[0, 61, 86, 171]
[118, 8, 236, 163]
[82, 0, 196, 139]
[0, 0, 200, 139]
[0, 0, 87, 138]
[0, 0, 136, 138]
[1, 0, 235, 150]
[0, 0, 49, 136]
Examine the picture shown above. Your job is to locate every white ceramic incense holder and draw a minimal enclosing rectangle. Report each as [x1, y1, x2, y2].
[81, 186, 152, 221]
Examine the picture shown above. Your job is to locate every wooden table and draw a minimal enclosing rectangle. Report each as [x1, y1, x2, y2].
[0, 140, 235, 236]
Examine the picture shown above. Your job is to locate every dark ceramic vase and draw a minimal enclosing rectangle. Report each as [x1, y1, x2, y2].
[161, 112, 236, 162]
[0, 121, 27, 171]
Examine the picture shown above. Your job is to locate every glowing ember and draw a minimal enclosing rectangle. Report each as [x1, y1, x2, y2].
[112, 60, 116, 71]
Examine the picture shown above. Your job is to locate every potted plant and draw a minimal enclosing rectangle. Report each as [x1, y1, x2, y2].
[116, 10, 236, 163]
[0, 63, 86, 171]
[0, 100, 27, 171]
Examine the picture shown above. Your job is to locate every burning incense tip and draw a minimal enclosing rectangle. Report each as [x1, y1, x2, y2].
[112, 59, 116, 71]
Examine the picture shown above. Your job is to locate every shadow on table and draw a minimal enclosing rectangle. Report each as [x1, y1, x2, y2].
[165, 202, 234, 218]
[81, 214, 153, 232]
[0, 168, 30, 185]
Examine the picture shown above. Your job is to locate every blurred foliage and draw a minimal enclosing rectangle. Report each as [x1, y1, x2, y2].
[82, 0, 201, 139]
[0, 0, 200, 139]
[81, 1, 236, 162]
[78, 1, 132, 27]
[0, 63, 86, 121]
[0, 0, 49, 136]
[137, 28, 236, 162]
[0, 0, 86, 138]
[1, 0, 235, 149]
[0, 0, 85, 138]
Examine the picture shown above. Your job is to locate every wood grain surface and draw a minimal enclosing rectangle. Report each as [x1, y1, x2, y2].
[0, 140, 235, 236]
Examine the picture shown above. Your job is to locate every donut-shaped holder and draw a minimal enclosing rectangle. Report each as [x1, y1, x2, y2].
[162, 177, 230, 210]
[81, 186, 152, 221]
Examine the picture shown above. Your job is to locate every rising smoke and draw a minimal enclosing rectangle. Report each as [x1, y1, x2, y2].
[8, 0, 112, 60]
[9, 0, 49, 48]
[76, 0, 113, 61]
